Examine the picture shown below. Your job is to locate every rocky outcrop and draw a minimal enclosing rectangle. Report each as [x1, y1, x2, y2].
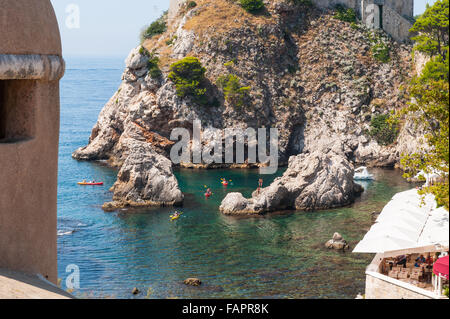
[72, 1, 423, 210]
[325, 232, 350, 251]
[220, 147, 362, 215]
[102, 141, 183, 211]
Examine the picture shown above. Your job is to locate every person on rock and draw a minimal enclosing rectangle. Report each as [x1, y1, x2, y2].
[257, 178, 263, 193]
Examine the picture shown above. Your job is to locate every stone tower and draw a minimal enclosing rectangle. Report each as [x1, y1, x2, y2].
[0, 0, 64, 283]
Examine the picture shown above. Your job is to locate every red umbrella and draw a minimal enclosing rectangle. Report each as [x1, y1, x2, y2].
[433, 256, 449, 279]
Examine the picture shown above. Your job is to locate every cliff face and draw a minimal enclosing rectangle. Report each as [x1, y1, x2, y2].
[73, 0, 422, 210]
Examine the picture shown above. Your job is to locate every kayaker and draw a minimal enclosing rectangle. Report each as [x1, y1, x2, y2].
[206, 188, 212, 196]
[257, 178, 263, 193]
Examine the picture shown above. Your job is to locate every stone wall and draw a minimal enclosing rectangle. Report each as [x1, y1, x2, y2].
[382, 4, 413, 43]
[384, 0, 414, 19]
[314, 0, 414, 42]
[365, 273, 434, 299]
[364, 255, 436, 299]
[313, 0, 360, 13]
[0, 0, 63, 284]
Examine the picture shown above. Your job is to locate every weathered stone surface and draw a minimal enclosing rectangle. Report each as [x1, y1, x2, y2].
[125, 47, 148, 70]
[184, 278, 202, 287]
[325, 232, 350, 251]
[220, 149, 360, 215]
[131, 287, 140, 295]
[102, 140, 183, 211]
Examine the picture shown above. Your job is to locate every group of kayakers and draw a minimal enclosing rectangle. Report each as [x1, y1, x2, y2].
[203, 178, 264, 198]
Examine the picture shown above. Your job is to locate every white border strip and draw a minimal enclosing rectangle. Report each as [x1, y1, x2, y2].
[0, 54, 65, 81]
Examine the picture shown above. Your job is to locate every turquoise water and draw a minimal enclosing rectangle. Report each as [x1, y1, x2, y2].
[58, 57, 412, 299]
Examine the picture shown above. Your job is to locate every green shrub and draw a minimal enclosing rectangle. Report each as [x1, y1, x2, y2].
[138, 47, 162, 79]
[168, 57, 207, 104]
[371, 42, 391, 63]
[240, 0, 264, 13]
[334, 5, 357, 23]
[217, 74, 250, 107]
[148, 53, 162, 79]
[186, 1, 197, 9]
[444, 286, 449, 298]
[141, 13, 167, 42]
[369, 114, 399, 146]
[288, 0, 312, 5]
[165, 36, 177, 46]
[368, 32, 391, 63]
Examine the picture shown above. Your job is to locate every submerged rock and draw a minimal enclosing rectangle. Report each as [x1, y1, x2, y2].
[184, 278, 202, 287]
[325, 232, 350, 251]
[220, 149, 360, 215]
[132, 287, 140, 295]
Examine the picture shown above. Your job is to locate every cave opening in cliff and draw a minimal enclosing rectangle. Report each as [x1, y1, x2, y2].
[0, 80, 36, 143]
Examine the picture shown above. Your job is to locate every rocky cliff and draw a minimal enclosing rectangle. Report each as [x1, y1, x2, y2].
[73, 0, 421, 212]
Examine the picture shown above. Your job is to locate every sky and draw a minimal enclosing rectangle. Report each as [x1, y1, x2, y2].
[51, 0, 437, 57]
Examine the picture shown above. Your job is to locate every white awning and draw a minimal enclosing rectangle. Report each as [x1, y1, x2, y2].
[353, 189, 449, 255]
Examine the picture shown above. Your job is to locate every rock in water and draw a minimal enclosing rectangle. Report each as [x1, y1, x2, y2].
[103, 141, 183, 211]
[184, 278, 202, 287]
[220, 149, 359, 215]
[332, 232, 343, 241]
[132, 287, 140, 295]
[325, 232, 350, 251]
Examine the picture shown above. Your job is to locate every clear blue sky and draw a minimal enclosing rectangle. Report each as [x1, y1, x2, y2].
[51, 0, 437, 57]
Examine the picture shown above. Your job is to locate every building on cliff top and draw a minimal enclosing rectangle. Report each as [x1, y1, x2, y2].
[0, 0, 65, 292]
[169, 0, 414, 42]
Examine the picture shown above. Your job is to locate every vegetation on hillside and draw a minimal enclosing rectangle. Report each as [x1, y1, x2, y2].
[140, 12, 167, 42]
[168, 57, 208, 104]
[368, 31, 391, 63]
[333, 4, 357, 23]
[400, 0, 449, 209]
[217, 73, 250, 108]
[369, 114, 399, 146]
[240, 0, 265, 13]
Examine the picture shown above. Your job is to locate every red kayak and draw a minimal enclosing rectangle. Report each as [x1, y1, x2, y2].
[205, 193, 211, 198]
[78, 182, 104, 186]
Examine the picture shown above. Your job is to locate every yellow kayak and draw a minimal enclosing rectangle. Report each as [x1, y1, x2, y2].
[170, 213, 182, 221]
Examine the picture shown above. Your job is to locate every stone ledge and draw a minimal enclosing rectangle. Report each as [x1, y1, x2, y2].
[0, 269, 73, 299]
[366, 271, 439, 299]
[0, 54, 65, 81]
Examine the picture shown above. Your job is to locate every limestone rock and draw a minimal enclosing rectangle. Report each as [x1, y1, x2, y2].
[125, 47, 148, 70]
[325, 232, 350, 251]
[184, 278, 202, 287]
[220, 149, 358, 215]
[132, 287, 140, 295]
[103, 141, 183, 211]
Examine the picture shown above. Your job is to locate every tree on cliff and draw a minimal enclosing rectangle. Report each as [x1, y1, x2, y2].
[401, 0, 449, 210]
